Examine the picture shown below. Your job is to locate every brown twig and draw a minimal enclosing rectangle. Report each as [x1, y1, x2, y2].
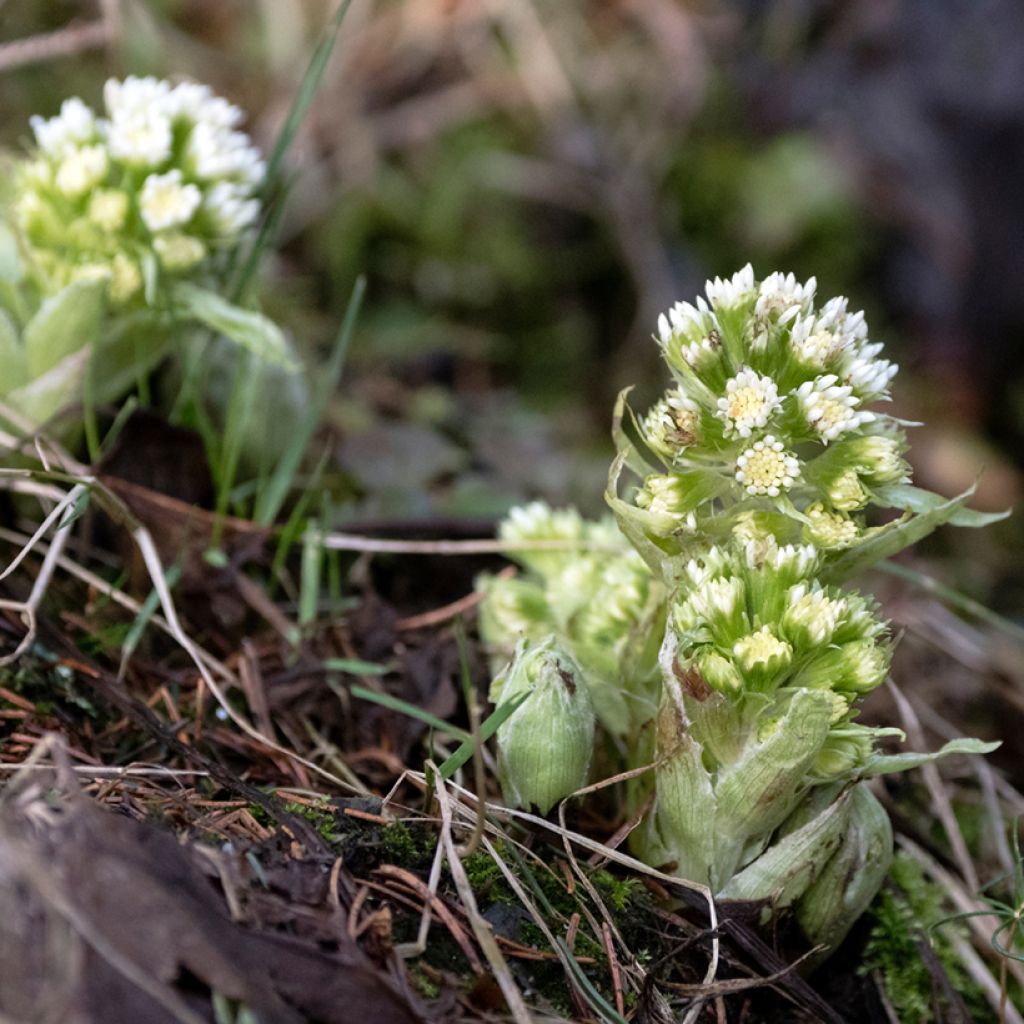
[0, 19, 111, 73]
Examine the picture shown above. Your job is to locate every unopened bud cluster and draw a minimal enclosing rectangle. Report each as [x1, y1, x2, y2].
[478, 502, 662, 735]
[14, 76, 264, 304]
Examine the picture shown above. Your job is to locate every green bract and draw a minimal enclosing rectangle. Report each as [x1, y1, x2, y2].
[489, 636, 596, 814]
[480, 267, 1002, 956]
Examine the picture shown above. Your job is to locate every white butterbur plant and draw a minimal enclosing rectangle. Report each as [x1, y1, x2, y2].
[479, 267, 1003, 957]
[0, 77, 290, 428]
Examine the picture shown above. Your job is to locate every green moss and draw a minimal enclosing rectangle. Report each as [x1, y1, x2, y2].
[380, 821, 435, 866]
[591, 869, 645, 915]
[861, 854, 994, 1022]
[408, 964, 442, 1000]
[463, 846, 511, 897]
[282, 800, 345, 844]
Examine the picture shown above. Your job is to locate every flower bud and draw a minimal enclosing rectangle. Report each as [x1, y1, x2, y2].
[635, 474, 699, 532]
[791, 639, 891, 695]
[843, 435, 909, 486]
[491, 637, 595, 813]
[499, 501, 584, 579]
[782, 584, 844, 647]
[808, 726, 876, 781]
[694, 648, 743, 694]
[642, 389, 700, 459]
[827, 468, 869, 511]
[732, 625, 792, 686]
[803, 502, 859, 549]
[476, 574, 551, 668]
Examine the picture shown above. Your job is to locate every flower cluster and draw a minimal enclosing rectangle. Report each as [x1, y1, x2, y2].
[668, 540, 891, 781]
[13, 76, 264, 304]
[477, 501, 662, 735]
[631, 265, 909, 552]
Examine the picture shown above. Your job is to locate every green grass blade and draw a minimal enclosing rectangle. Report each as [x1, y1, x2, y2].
[555, 939, 629, 1024]
[438, 689, 532, 780]
[231, 1, 353, 301]
[253, 275, 365, 525]
[299, 520, 323, 627]
[324, 658, 390, 675]
[120, 565, 183, 669]
[263, 1, 352, 197]
[349, 684, 472, 742]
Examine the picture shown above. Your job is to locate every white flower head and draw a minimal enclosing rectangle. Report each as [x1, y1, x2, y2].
[54, 144, 108, 197]
[756, 542, 819, 578]
[103, 75, 172, 118]
[717, 368, 781, 438]
[188, 122, 265, 185]
[658, 297, 713, 342]
[204, 181, 261, 238]
[643, 388, 700, 456]
[106, 111, 173, 166]
[30, 97, 97, 156]
[139, 170, 202, 232]
[165, 81, 244, 129]
[735, 436, 800, 497]
[680, 575, 746, 639]
[817, 296, 869, 347]
[704, 263, 755, 309]
[842, 345, 898, 401]
[756, 271, 816, 323]
[796, 374, 874, 443]
[789, 314, 845, 369]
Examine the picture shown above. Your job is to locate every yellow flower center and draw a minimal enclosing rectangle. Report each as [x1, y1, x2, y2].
[727, 387, 767, 424]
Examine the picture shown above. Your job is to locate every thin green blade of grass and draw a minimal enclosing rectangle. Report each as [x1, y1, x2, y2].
[349, 684, 472, 743]
[299, 521, 323, 627]
[119, 564, 182, 672]
[253, 275, 366, 526]
[438, 689, 533, 780]
[268, 448, 330, 606]
[230, 174, 291, 304]
[231, 1, 352, 301]
[554, 939, 630, 1024]
[324, 657, 390, 675]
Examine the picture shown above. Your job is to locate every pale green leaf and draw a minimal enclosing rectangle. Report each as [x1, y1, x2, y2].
[23, 279, 105, 378]
[0, 308, 27, 394]
[873, 482, 1011, 528]
[0, 221, 23, 283]
[6, 345, 90, 424]
[859, 736, 1000, 777]
[717, 789, 852, 905]
[822, 484, 981, 583]
[171, 282, 295, 369]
